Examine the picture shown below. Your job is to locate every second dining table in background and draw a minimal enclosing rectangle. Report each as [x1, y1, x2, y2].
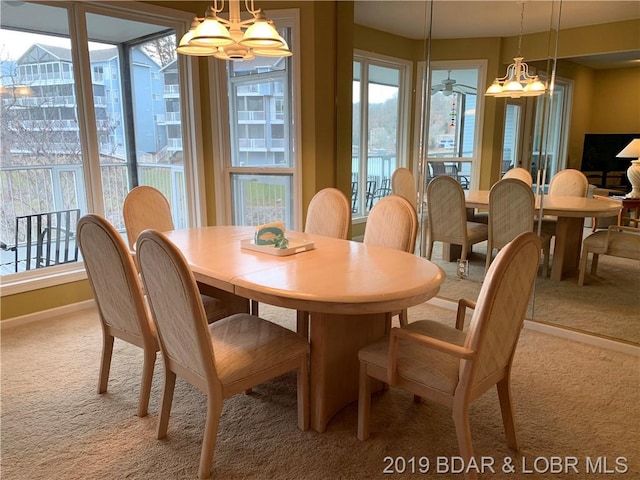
[463, 191, 621, 281]
[164, 226, 445, 432]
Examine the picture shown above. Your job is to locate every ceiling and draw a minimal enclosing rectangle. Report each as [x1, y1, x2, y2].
[354, 1, 640, 68]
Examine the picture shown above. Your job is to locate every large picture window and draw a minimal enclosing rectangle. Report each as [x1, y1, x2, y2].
[0, 2, 200, 289]
[352, 51, 411, 218]
[213, 12, 300, 229]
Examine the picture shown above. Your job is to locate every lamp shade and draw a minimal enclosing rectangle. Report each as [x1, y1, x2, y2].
[239, 19, 283, 48]
[617, 139, 640, 159]
[191, 17, 234, 47]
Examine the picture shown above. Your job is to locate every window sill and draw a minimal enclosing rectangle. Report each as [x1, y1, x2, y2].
[1, 265, 87, 296]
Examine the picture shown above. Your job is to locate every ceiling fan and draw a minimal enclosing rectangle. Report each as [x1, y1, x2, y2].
[431, 71, 477, 96]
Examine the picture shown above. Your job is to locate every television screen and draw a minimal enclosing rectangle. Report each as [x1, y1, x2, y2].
[581, 133, 639, 173]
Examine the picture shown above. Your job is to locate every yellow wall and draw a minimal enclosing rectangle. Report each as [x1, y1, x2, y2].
[2, 3, 638, 321]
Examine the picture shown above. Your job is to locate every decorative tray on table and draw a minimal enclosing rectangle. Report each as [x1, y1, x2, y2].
[240, 238, 315, 256]
[240, 221, 315, 256]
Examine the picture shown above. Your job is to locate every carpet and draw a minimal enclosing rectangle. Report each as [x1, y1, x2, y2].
[1, 303, 638, 479]
[424, 229, 640, 345]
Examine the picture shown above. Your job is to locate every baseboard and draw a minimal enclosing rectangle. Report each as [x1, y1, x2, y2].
[0, 299, 96, 330]
[429, 297, 640, 357]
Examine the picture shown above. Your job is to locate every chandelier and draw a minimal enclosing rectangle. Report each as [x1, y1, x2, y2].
[485, 2, 546, 98]
[176, 0, 292, 61]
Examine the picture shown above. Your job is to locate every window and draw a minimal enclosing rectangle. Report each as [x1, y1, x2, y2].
[212, 13, 300, 229]
[352, 51, 411, 218]
[0, 2, 201, 289]
[420, 60, 486, 190]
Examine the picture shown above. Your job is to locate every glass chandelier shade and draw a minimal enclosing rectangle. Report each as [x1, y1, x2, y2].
[176, 0, 290, 60]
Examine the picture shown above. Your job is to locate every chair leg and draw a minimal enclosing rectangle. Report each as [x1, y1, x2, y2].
[296, 310, 309, 339]
[578, 249, 589, 286]
[398, 308, 408, 328]
[297, 357, 310, 431]
[426, 241, 434, 261]
[496, 377, 518, 450]
[485, 246, 492, 273]
[157, 369, 176, 440]
[590, 253, 600, 276]
[98, 334, 114, 394]
[137, 349, 156, 417]
[198, 395, 223, 479]
[250, 300, 259, 316]
[452, 403, 477, 480]
[357, 362, 372, 441]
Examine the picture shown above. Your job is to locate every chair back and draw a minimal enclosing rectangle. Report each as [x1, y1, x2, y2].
[77, 214, 155, 346]
[363, 195, 417, 252]
[489, 178, 535, 250]
[391, 167, 417, 208]
[137, 229, 219, 390]
[123, 186, 174, 251]
[502, 167, 532, 185]
[304, 188, 351, 239]
[461, 232, 541, 391]
[426, 175, 467, 245]
[548, 169, 588, 197]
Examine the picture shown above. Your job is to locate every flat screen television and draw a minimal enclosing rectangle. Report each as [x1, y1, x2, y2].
[581, 133, 638, 187]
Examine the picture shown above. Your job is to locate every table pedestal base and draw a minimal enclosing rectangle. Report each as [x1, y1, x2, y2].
[550, 217, 585, 281]
[309, 312, 386, 432]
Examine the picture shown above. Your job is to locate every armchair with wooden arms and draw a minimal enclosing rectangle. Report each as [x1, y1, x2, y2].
[578, 225, 640, 286]
[357, 232, 541, 480]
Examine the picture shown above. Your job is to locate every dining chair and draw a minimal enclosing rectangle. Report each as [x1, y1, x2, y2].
[136, 229, 309, 479]
[391, 167, 417, 209]
[123, 185, 229, 323]
[578, 225, 640, 285]
[76, 214, 159, 418]
[502, 167, 533, 185]
[537, 169, 589, 275]
[357, 232, 542, 480]
[426, 175, 488, 263]
[486, 179, 536, 272]
[363, 195, 418, 327]
[297, 187, 352, 337]
[468, 168, 534, 225]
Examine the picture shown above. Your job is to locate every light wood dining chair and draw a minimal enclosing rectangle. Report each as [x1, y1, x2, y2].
[136, 229, 310, 479]
[468, 168, 534, 225]
[426, 175, 488, 263]
[296, 187, 352, 337]
[486, 178, 536, 272]
[123, 185, 229, 323]
[537, 169, 589, 276]
[578, 225, 640, 285]
[76, 214, 159, 418]
[363, 195, 418, 327]
[357, 232, 542, 480]
[391, 167, 417, 209]
[502, 167, 533, 185]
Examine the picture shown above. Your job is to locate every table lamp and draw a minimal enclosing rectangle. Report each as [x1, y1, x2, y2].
[617, 138, 640, 198]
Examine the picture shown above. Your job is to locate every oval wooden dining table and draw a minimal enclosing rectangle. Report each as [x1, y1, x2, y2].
[465, 191, 621, 281]
[164, 226, 445, 432]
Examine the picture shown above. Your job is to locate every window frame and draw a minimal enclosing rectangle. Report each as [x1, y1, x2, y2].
[209, 9, 302, 229]
[415, 59, 487, 191]
[352, 50, 412, 223]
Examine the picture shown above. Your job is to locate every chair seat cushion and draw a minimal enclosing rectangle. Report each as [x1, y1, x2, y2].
[466, 222, 489, 244]
[359, 320, 467, 395]
[209, 313, 309, 386]
[584, 230, 640, 259]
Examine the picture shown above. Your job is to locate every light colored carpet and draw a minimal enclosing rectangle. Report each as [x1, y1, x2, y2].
[424, 229, 640, 345]
[1, 303, 638, 479]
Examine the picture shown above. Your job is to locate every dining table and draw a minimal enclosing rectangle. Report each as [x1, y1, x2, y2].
[463, 191, 621, 281]
[163, 225, 445, 432]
